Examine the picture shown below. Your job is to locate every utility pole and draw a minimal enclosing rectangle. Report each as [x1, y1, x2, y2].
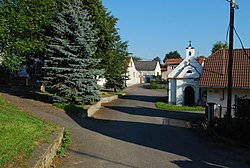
[226, 0, 236, 118]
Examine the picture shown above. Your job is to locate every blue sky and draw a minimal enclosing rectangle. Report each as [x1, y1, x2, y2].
[102, 0, 250, 61]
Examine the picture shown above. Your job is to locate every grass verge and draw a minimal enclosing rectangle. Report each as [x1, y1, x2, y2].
[100, 89, 126, 97]
[57, 129, 72, 158]
[156, 97, 205, 111]
[53, 102, 84, 114]
[0, 96, 55, 167]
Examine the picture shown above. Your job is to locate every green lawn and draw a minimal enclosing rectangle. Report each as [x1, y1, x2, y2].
[53, 102, 84, 114]
[0, 96, 55, 167]
[100, 90, 126, 97]
[156, 97, 205, 111]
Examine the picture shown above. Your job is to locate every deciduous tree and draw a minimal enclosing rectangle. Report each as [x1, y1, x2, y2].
[212, 41, 228, 53]
[0, 0, 58, 72]
[163, 50, 181, 63]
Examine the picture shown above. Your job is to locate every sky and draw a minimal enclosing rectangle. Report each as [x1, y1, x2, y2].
[101, 0, 250, 61]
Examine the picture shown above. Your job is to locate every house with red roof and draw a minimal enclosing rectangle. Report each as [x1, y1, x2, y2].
[199, 48, 250, 116]
[161, 58, 183, 79]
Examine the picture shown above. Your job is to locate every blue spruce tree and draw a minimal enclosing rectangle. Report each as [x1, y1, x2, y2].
[44, 0, 102, 104]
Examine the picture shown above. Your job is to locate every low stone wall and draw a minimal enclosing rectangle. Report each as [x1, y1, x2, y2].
[86, 95, 119, 117]
[28, 127, 64, 168]
[86, 101, 102, 117]
[101, 95, 118, 104]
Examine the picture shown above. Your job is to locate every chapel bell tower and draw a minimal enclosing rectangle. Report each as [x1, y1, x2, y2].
[186, 41, 195, 58]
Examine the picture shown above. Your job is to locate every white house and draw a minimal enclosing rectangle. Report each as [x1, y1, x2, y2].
[199, 48, 250, 117]
[168, 42, 204, 106]
[134, 61, 161, 83]
[126, 57, 141, 87]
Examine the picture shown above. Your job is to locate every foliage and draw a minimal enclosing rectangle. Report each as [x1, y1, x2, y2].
[150, 79, 168, 90]
[132, 56, 142, 61]
[44, 0, 103, 104]
[153, 56, 161, 62]
[156, 97, 205, 111]
[81, 0, 128, 90]
[150, 81, 159, 89]
[57, 129, 72, 158]
[53, 102, 84, 113]
[197, 55, 206, 58]
[212, 41, 228, 53]
[105, 40, 129, 91]
[0, 96, 55, 167]
[100, 89, 126, 97]
[163, 50, 181, 63]
[0, 0, 59, 72]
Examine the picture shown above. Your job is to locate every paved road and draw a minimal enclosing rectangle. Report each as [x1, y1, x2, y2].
[1, 84, 250, 168]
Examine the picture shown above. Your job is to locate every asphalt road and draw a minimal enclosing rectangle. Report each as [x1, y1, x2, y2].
[61, 84, 250, 168]
[1, 84, 250, 168]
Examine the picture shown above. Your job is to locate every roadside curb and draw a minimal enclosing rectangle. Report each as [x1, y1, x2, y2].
[85, 95, 120, 117]
[28, 127, 64, 168]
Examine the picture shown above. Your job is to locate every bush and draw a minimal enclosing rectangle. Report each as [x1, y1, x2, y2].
[150, 82, 159, 89]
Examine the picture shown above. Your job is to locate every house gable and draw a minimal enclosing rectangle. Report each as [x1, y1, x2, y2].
[126, 57, 141, 86]
[168, 57, 202, 79]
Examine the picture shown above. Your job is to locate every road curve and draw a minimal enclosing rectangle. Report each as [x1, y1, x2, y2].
[1, 84, 249, 168]
[61, 84, 250, 168]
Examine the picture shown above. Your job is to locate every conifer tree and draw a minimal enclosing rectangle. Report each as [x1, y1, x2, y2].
[81, 0, 128, 90]
[44, 0, 102, 104]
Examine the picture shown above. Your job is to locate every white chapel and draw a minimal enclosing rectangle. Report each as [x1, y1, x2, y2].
[168, 42, 203, 106]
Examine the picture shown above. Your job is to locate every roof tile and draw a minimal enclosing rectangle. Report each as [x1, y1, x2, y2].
[199, 49, 250, 88]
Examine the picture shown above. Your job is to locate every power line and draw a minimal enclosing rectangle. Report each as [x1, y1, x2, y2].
[233, 27, 250, 61]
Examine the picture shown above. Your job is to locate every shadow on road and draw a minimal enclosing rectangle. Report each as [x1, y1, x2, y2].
[119, 94, 163, 103]
[1, 86, 247, 168]
[66, 113, 236, 168]
[105, 105, 205, 124]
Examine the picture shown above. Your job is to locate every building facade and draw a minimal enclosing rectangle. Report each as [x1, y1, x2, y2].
[168, 43, 203, 106]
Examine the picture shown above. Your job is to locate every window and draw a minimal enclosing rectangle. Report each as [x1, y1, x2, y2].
[187, 70, 192, 73]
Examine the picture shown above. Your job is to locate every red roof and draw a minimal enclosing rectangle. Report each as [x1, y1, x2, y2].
[199, 49, 250, 88]
[195, 58, 206, 65]
[164, 58, 183, 65]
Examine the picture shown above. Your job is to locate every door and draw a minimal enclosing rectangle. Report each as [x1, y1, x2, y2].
[184, 86, 195, 106]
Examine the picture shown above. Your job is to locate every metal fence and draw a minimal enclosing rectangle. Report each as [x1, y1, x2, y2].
[234, 95, 250, 120]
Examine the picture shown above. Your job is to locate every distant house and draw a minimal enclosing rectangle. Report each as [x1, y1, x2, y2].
[161, 58, 183, 79]
[168, 43, 205, 106]
[134, 61, 161, 83]
[126, 57, 141, 87]
[0, 57, 43, 86]
[199, 48, 250, 116]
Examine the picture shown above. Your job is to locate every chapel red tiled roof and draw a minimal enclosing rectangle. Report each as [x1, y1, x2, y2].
[199, 48, 250, 88]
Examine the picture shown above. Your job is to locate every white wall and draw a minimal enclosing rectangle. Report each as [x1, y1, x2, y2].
[207, 88, 250, 117]
[161, 71, 168, 80]
[154, 62, 161, 76]
[168, 79, 176, 104]
[97, 77, 106, 87]
[176, 79, 200, 105]
[126, 58, 140, 87]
